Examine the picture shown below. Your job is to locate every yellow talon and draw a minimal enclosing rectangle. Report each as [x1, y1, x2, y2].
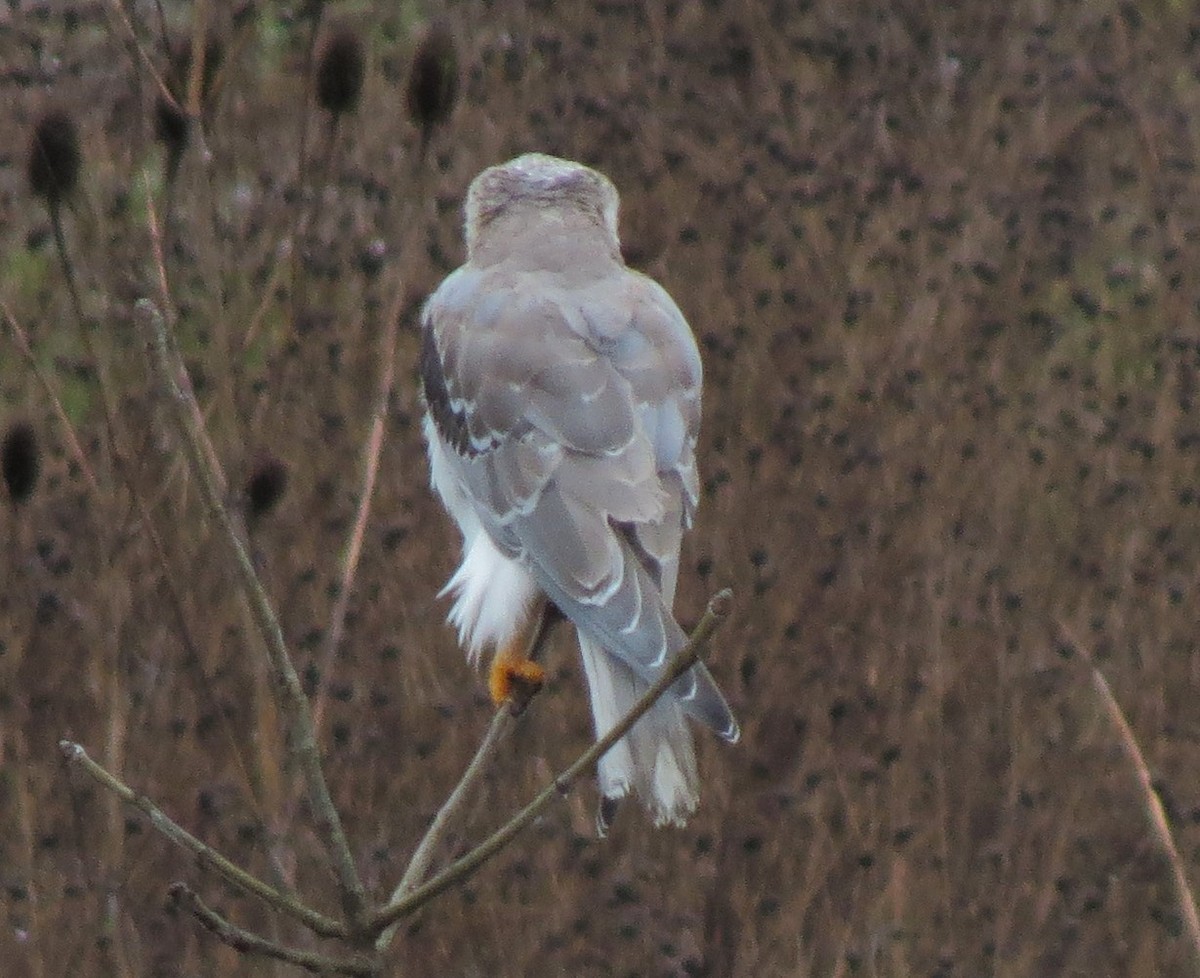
[489, 656, 545, 706]
[487, 597, 556, 712]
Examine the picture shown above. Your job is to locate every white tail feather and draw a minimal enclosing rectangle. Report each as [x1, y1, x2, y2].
[578, 635, 699, 827]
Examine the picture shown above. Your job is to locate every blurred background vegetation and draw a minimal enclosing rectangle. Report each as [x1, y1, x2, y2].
[2, 0, 1200, 975]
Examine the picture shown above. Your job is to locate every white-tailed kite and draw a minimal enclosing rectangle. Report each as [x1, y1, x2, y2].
[420, 153, 738, 830]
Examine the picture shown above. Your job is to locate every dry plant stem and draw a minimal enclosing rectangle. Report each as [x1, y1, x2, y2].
[102, 0, 179, 118]
[1097, 664, 1200, 963]
[169, 884, 376, 977]
[152, 0, 169, 49]
[1059, 624, 1200, 970]
[238, 241, 292, 355]
[294, 1, 327, 194]
[371, 710, 512, 953]
[185, 0, 211, 119]
[372, 588, 732, 945]
[8, 307, 280, 892]
[136, 297, 367, 927]
[129, 485, 297, 897]
[288, 1, 327, 316]
[402, 712, 510, 883]
[59, 742, 348, 940]
[311, 294, 403, 735]
[144, 189, 229, 491]
[386, 602, 558, 917]
[2, 305, 100, 496]
[47, 203, 124, 482]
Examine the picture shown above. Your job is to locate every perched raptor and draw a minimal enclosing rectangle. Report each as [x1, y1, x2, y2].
[419, 153, 738, 829]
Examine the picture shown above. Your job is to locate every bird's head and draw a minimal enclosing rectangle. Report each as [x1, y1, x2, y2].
[464, 153, 621, 261]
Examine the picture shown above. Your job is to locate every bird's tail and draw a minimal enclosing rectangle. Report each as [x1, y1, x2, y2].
[577, 633, 700, 832]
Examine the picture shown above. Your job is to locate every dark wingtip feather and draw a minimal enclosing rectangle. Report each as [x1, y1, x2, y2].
[675, 663, 739, 742]
[596, 795, 621, 837]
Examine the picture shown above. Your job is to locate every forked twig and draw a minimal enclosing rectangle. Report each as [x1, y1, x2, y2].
[392, 709, 512, 896]
[66, 573, 733, 968]
[59, 742, 347, 940]
[73, 177, 735, 961]
[100, 0, 182, 124]
[383, 603, 559, 922]
[169, 884, 374, 977]
[135, 291, 366, 926]
[372, 589, 732, 945]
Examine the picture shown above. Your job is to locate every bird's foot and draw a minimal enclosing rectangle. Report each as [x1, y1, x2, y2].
[489, 656, 545, 714]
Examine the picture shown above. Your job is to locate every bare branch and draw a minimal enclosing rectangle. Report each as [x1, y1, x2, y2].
[2, 304, 100, 497]
[59, 741, 348, 940]
[169, 884, 377, 977]
[134, 290, 367, 926]
[101, 0, 182, 118]
[397, 711, 511, 890]
[371, 589, 732, 944]
[312, 293, 404, 735]
[143, 184, 227, 491]
[377, 600, 561, 952]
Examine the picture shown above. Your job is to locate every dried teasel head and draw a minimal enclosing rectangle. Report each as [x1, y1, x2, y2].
[405, 19, 458, 157]
[316, 28, 366, 116]
[2, 422, 40, 506]
[27, 110, 81, 205]
[244, 456, 289, 521]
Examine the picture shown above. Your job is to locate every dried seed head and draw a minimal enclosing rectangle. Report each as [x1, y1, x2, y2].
[27, 111, 81, 204]
[154, 94, 188, 160]
[244, 457, 289, 521]
[2, 422, 40, 506]
[406, 20, 458, 151]
[316, 28, 366, 116]
[155, 34, 224, 170]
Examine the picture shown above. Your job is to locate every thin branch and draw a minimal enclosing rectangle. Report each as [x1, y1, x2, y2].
[144, 185, 228, 491]
[135, 287, 367, 926]
[238, 239, 293, 356]
[169, 884, 377, 977]
[184, 0, 211, 121]
[8, 306, 283, 890]
[2, 304, 100, 497]
[45, 196, 126, 491]
[404, 711, 509, 876]
[312, 294, 403, 735]
[59, 742, 348, 940]
[101, 0, 182, 121]
[372, 589, 732, 945]
[1058, 623, 1200, 969]
[386, 601, 559, 915]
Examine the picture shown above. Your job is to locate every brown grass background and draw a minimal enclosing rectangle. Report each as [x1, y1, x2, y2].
[2, 0, 1200, 975]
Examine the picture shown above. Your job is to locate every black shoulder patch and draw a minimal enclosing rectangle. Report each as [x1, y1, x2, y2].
[419, 318, 479, 457]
